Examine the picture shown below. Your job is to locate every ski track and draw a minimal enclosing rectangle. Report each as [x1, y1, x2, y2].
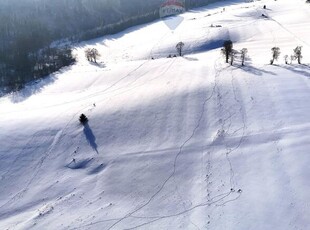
[0, 130, 62, 218]
[95, 58, 244, 230]
[73, 56, 219, 230]
[105, 64, 218, 230]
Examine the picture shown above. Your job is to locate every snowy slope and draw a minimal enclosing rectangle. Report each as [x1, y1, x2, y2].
[1, 0, 310, 229]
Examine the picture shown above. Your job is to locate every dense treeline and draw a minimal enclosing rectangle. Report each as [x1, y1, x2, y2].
[0, 0, 218, 95]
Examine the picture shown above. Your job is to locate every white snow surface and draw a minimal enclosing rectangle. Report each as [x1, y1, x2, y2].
[1, 0, 310, 229]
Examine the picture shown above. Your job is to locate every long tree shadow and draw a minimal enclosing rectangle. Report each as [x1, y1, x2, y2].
[183, 56, 199, 62]
[83, 123, 99, 154]
[236, 65, 277, 76]
[279, 64, 310, 78]
[9, 75, 57, 103]
[8, 65, 74, 103]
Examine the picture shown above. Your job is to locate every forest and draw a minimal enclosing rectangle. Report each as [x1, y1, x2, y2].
[0, 0, 217, 95]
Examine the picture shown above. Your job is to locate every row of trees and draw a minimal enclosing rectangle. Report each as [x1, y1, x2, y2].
[85, 41, 186, 63]
[221, 40, 248, 66]
[83, 41, 303, 68]
[221, 40, 304, 66]
[272, 46, 303, 65]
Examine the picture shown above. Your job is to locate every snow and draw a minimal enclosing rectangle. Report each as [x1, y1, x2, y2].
[1, 0, 310, 229]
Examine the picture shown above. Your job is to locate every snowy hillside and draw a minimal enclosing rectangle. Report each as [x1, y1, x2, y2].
[1, 0, 310, 229]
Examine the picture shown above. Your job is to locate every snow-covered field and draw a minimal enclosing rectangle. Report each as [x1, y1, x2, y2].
[1, 0, 310, 229]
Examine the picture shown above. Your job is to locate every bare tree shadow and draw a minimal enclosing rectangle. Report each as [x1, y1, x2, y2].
[236, 65, 277, 76]
[279, 64, 310, 78]
[83, 123, 99, 154]
[89, 61, 106, 68]
[183, 56, 199, 61]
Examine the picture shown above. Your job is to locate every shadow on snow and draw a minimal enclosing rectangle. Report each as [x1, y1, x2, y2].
[83, 123, 99, 154]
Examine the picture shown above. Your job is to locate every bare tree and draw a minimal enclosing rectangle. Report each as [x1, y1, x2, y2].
[293, 46, 302, 64]
[240, 48, 248, 66]
[92, 48, 100, 63]
[222, 40, 233, 63]
[230, 50, 237, 65]
[290, 55, 295, 64]
[176, 42, 185, 56]
[284, 55, 289, 64]
[85, 48, 93, 62]
[270, 47, 280, 65]
[85, 48, 101, 63]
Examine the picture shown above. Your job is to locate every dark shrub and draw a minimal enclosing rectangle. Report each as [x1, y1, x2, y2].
[79, 114, 88, 124]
